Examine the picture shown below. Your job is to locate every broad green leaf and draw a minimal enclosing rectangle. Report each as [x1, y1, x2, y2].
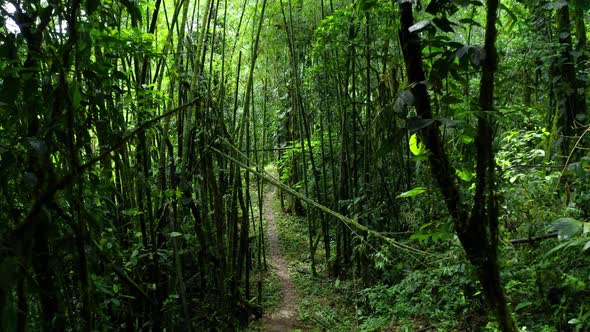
[545, 238, 587, 257]
[545, 240, 572, 257]
[461, 135, 474, 143]
[431, 231, 453, 242]
[169, 232, 182, 238]
[396, 186, 426, 199]
[514, 301, 532, 312]
[409, 133, 425, 156]
[456, 168, 474, 181]
[550, 218, 582, 240]
[410, 233, 430, 241]
[419, 222, 433, 231]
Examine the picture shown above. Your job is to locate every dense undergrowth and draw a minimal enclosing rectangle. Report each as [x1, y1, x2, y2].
[353, 126, 590, 331]
[261, 122, 590, 332]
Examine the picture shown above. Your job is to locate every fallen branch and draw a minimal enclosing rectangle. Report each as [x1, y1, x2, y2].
[211, 140, 433, 258]
[510, 232, 558, 244]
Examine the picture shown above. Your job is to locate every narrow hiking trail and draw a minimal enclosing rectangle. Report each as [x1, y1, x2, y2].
[260, 186, 301, 332]
[254, 179, 356, 331]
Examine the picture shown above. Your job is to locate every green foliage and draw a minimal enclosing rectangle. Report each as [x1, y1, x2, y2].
[1, 0, 589, 329]
[409, 221, 454, 244]
[359, 262, 482, 331]
[396, 186, 427, 199]
[546, 217, 590, 256]
[408, 133, 426, 156]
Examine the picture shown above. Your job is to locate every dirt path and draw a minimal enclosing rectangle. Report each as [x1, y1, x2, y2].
[260, 186, 301, 331]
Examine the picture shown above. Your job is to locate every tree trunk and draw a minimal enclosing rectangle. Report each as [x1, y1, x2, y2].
[574, 0, 588, 124]
[398, 1, 517, 330]
[556, 1, 580, 157]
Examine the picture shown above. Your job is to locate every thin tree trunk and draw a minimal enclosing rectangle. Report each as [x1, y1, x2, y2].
[574, 0, 587, 121]
[556, 1, 579, 157]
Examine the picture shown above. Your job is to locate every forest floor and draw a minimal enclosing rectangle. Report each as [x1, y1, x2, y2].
[248, 168, 358, 331]
[259, 186, 302, 331]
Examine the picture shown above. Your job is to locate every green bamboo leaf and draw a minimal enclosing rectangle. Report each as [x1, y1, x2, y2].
[514, 301, 532, 312]
[396, 187, 427, 199]
[461, 134, 474, 143]
[456, 168, 474, 181]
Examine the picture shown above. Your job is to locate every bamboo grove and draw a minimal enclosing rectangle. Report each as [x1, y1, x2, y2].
[0, 0, 589, 330]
